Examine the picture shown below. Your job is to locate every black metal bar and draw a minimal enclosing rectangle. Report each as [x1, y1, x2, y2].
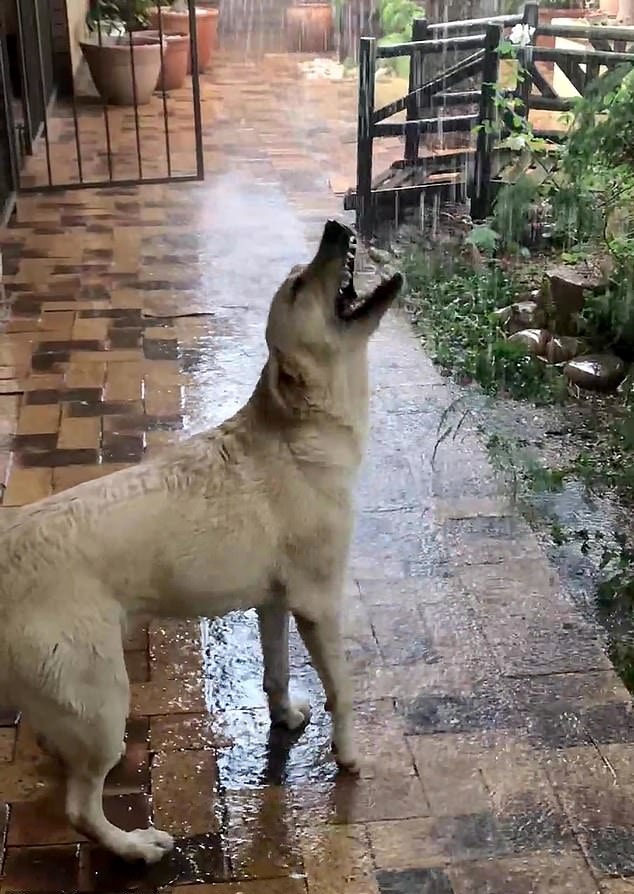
[377, 32, 486, 58]
[404, 18, 428, 165]
[536, 22, 634, 41]
[427, 13, 522, 33]
[94, 4, 114, 181]
[471, 23, 501, 221]
[0, 21, 19, 204]
[32, 0, 53, 186]
[15, 0, 34, 152]
[532, 45, 634, 65]
[155, 7, 172, 178]
[127, 30, 144, 180]
[19, 173, 202, 195]
[188, 0, 204, 180]
[55, 0, 83, 183]
[356, 36, 375, 240]
[376, 114, 478, 137]
[373, 49, 485, 123]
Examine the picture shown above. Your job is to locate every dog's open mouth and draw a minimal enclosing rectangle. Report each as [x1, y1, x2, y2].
[335, 229, 402, 323]
[336, 232, 363, 321]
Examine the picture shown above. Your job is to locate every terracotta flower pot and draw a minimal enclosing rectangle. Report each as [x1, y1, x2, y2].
[135, 30, 190, 90]
[148, 6, 218, 73]
[80, 36, 162, 105]
[286, 3, 334, 53]
[537, 7, 587, 49]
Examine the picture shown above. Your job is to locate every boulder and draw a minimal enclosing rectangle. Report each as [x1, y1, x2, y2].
[563, 354, 626, 391]
[507, 328, 551, 356]
[494, 300, 545, 333]
[542, 265, 605, 334]
[544, 335, 586, 365]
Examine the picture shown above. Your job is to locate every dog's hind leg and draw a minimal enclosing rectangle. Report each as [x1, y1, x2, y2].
[257, 603, 310, 730]
[293, 609, 360, 774]
[21, 607, 173, 863]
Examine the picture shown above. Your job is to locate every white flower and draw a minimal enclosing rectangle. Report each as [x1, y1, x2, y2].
[509, 23, 535, 47]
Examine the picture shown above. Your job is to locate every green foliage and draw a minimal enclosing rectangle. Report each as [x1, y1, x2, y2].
[376, 0, 424, 78]
[86, 0, 153, 30]
[464, 224, 499, 255]
[402, 255, 566, 402]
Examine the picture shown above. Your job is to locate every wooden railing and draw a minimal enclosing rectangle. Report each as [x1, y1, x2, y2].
[349, 3, 634, 239]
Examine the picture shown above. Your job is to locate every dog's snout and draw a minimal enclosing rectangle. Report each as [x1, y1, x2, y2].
[322, 219, 352, 249]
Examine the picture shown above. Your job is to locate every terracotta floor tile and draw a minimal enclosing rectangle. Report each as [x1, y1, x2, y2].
[150, 713, 227, 751]
[1, 843, 80, 892]
[3, 466, 53, 505]
[57, 414, 101, 450]
[52, 464, 128, 492]
[124, 649, 149, 684]
[130, 679, 206, 716]
[172, 881, 307, 894]
[64, 361, 106, 389]
[225, 787, 303, 881]
[104, 742, 150, 794]
[151, 750, 219, 836]
[7, 795, 86, 846]
[149, 619, 205, 680]
[16, 404, 60, 435]
[104, 361, 144, 402]
[0, 729, 15, 761]
[300, 824, 378, 894]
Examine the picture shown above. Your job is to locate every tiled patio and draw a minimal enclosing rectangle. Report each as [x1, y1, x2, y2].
[0, 44, 633, 894]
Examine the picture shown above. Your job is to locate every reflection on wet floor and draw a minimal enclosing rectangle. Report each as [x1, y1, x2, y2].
[0, 43, 632, 894]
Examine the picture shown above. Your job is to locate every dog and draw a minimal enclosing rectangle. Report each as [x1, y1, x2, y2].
[0, 219, 402, 863]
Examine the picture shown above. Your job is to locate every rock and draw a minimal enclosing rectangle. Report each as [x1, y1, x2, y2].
[510, 300, 546, 334]
[508, 329, 551, 356]
[563, 354, 626, 391]
[544, 336, 586, 365]
[542, 265, 605, 333]
[368, 247, 393, 266]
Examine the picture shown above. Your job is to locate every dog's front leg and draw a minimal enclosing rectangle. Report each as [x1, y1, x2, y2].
[293, 609, 360, 774]
[257, 603, 310, 730]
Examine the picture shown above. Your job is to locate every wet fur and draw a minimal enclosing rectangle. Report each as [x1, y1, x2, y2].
[0, 223, 402, 862]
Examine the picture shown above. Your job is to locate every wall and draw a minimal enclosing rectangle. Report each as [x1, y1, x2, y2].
[60, 0, 88, 78]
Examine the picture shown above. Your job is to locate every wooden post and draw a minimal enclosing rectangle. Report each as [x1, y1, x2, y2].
[356, 36, 376, 240]
[471, 23, 501, 221]
[404, 17, 429, 166]
[515, 1, 539, 123]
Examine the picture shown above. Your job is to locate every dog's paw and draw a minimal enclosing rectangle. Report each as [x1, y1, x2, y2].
[271, 699, 311, 731]
[119, 827, 175, 863]
[332, 741, 362, 775]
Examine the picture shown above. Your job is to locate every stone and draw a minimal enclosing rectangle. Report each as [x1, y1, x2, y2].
[564, 354, 627, 391]
[543, 265, 605, 333]
[369, 247, 393, 266]
[495, 300, 546, 335]
[544, 335, 586, 365]
[507, 329, 551, 356]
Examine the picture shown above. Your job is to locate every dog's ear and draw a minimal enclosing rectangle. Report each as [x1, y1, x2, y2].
[267, 348, 310, 414]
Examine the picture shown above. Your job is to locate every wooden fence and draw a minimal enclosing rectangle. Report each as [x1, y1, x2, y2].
[346, 3, 634, 239]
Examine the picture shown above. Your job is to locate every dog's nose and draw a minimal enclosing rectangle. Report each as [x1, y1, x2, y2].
[322, 219, 353, 245]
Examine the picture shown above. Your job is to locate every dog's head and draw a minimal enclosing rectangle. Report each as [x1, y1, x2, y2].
[263, 219, 403, 420]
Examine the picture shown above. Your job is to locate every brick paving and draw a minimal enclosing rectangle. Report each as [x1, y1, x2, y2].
[0, 45, 632, 894]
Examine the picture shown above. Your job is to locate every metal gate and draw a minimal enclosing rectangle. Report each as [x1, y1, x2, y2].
[2, 0, 205, 197]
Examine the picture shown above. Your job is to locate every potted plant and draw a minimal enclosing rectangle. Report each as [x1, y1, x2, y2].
[537, 0, 591, 49]
[148, 0, 219, 73]
[286, 0, 335, 53]
[81, 0, 164, 105]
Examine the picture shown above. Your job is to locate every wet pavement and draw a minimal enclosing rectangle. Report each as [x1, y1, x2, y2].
[0, 46, 633, 894]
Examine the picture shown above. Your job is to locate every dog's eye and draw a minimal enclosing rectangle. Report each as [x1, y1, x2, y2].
[290, 276, 303, 301]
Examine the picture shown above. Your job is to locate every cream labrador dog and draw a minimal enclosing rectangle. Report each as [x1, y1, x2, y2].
[0, 219, 402, 864]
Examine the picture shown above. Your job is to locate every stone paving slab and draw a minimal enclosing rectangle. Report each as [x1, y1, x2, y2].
[0, 46, 631, 894]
